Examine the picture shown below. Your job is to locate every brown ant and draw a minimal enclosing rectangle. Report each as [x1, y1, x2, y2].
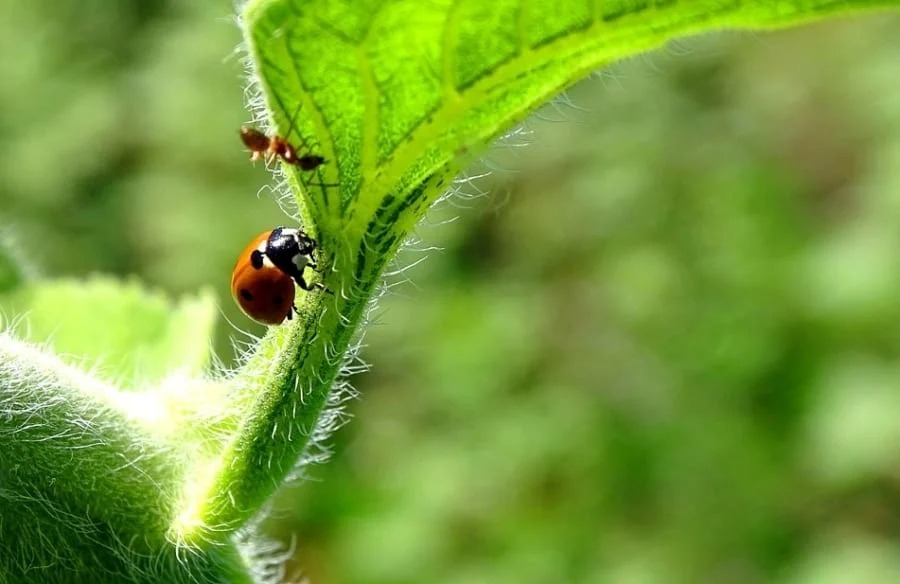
[240, 104, 326, 171]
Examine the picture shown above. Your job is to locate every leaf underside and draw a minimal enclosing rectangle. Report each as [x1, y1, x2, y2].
[243, 0, 896, 251]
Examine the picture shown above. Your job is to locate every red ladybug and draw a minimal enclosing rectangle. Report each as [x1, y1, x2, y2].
[231, 227, 322, 325]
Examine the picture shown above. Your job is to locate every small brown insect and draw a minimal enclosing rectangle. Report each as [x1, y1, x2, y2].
[240, 105, 325, 171]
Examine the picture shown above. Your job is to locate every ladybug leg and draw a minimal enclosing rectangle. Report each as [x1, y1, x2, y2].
[295, 275, 324, 292]
[284, 264, 311, 289]
[293, 271, 332, 295]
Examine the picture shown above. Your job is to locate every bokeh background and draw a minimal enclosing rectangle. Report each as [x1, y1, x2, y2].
[2, 3, 900, 583]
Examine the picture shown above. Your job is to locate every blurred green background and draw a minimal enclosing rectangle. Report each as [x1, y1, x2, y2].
[2, 3, 900, 583]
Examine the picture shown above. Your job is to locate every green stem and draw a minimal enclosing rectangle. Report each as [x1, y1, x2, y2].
[171, 242, 378, 544]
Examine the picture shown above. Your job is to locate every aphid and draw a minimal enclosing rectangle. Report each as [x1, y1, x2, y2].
[240, 104, 325, 171]
[231, 227, 324, 325]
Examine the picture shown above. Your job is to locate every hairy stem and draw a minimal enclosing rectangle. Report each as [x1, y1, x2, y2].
[172, 244, 375, 543]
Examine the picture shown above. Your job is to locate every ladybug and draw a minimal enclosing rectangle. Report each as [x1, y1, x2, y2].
[231, 227, 323, 325]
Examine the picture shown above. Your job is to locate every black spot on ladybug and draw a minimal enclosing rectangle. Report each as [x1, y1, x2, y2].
[250, 250, 264, 269]
[272, 295, 284, 305]
[240, 289, 254, 301]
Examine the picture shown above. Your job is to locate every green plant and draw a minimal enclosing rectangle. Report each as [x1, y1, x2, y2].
[1, 1, 896, 582]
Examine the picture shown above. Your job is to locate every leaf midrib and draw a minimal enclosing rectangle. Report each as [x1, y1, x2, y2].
[347, 7, 703, 226]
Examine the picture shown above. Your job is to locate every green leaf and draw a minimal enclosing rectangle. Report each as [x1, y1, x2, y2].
[0, 277, 216, 385]
[164, 0, 900, 546]
[242, 0, 897, 247]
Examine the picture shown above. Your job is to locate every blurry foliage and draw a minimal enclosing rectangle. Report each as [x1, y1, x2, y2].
[1, 2, 899, 583]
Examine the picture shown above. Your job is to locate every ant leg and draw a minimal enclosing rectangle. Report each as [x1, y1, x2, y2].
[281, 103, 327, 170]
[283, 102, 304, 139]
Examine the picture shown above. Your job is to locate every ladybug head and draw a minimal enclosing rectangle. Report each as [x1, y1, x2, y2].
[266, 227, 317, 266]
[294, 230, 317, 255]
